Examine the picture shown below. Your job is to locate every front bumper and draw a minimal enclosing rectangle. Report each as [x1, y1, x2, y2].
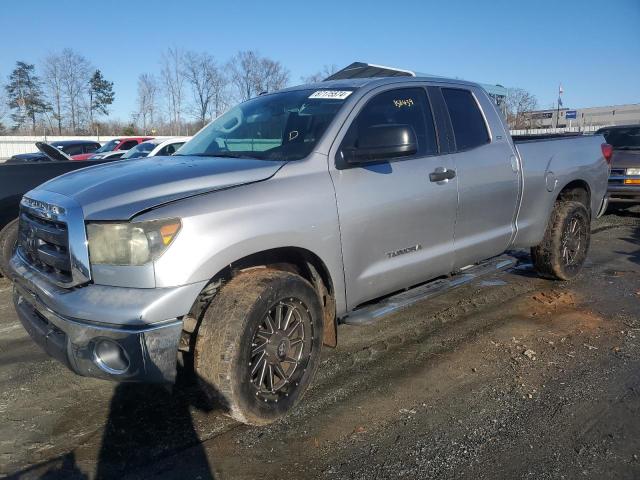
[9, 253, 207, 383]
[13, 282, 182, 382]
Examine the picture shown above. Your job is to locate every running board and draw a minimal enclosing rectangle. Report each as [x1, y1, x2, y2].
[341, 254, 519, 326]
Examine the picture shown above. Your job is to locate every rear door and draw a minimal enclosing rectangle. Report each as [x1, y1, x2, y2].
[329, 85, 458, 309]
[439, 87, 520, 268]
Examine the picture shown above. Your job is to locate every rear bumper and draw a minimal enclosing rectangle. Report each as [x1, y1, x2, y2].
[607, 185, 640, 203]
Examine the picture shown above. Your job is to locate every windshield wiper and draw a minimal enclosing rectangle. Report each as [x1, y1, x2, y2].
[615, 146, 640, 150]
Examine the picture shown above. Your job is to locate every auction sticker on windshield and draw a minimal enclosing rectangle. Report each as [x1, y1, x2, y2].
[309, 90, 353, 100]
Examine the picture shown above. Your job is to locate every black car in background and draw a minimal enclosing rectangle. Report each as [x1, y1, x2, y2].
[597, 125, 640, 205]
[0, 142, 115, 276]
[6, 139, 101, 163]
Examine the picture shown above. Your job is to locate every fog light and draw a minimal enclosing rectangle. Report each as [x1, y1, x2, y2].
[93, 339, 130, 374]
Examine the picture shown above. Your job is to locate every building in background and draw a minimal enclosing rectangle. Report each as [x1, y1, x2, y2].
[524, 103, 640, 130]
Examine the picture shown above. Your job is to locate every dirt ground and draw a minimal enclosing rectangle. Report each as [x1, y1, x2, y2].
[1, 207, 639, 480]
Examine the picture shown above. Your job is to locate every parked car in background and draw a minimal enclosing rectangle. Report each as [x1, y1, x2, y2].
[6, 140, 101, 163]
[93, 150, 127, 160]
[74, 137, 153, 160]
[9, 75, 609, 426]
[120, 137, 191, 159]
[597, 125, 640, 205]
[0, 142, 119, 276]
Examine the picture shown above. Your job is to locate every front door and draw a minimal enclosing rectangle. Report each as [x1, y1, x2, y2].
[329, 86, 459, 309]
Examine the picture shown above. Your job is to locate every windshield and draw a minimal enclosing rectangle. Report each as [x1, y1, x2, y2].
[122, 141, 156, 159]
[177, 89, 354, 161]
[94, 139, 119, 153]
[601, 127, 640, 150]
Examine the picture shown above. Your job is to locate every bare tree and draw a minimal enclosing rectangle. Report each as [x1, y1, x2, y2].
[0, 81, 8, 132]
[302, 64, 339, 84]
[506, 88, 538, 129]
[137, 73, 159, 134]
[228, 51, 290, 102]
[59, 48, 92, 133]
[183, 51, 226, 128]
[160, 47, 186, 135]
[42, 53, 66, 134]
[256, 57, 289, 94]
[228, 51, 259, 102]
[210, 67, 230, 119]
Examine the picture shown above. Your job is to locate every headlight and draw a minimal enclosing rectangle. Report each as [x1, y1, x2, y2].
[87, 219, 181, 265]
[626, 168, 640, 176]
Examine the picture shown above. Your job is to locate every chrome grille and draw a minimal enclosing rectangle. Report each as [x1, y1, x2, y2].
[18, 208, 72, 284]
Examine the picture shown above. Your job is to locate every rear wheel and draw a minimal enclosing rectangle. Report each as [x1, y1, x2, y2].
[531, 200, 590, 280]
[194, 269, 323, 425]
[0, 218, 19, 278]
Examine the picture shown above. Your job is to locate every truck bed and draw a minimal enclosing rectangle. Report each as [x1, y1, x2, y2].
[512, 134, 609, 248]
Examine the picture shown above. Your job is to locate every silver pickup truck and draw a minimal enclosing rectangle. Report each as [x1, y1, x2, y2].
[10, 75, 609, 425]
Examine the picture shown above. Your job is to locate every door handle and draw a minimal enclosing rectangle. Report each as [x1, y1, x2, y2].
[429, 168, 456, 183]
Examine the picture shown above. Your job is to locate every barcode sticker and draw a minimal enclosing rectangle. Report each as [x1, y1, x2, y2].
[309, 90, 352, 100]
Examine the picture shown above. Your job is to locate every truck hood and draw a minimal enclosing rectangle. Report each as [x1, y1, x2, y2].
[36, 155, 286, 220]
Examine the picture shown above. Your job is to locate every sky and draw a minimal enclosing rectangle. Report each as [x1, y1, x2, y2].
[1, 0, 638, 121]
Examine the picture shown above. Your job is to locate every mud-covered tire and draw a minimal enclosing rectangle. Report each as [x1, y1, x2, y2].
[194, 269, 323, 425]
[531, 201, 591, 280]
[0, 218, 19, 278]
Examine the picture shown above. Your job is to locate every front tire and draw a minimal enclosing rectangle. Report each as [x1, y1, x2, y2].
[194, 269, 323, 425]
[0, 218, 19, 278]
[531, 200, 591, 280]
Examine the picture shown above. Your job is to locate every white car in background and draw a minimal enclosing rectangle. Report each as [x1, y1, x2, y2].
[122, 137, 191, 159]
[90, 137, 191, 160]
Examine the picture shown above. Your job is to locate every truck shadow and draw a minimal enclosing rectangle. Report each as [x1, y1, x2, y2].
[614, 223, 640, 267]
[8, 365, 222, 480]
[93, 365, 219, 480]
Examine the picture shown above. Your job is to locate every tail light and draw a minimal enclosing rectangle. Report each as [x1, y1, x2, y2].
[601, 143, 613, 164]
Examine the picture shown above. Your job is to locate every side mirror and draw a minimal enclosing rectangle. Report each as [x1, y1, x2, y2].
[345, 124, 418, 165]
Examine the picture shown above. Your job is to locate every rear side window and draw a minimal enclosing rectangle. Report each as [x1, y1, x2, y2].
[442, 88, 490, 151]
[159, 142, 184, 156]
[85, 144, 99, 153]
[64, 145, 84, 156]
[119, 140, 138, 150]
[341, 87, 438, 158]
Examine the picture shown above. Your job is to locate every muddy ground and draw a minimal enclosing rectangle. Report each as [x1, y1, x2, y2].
[1, 207, 639, 480]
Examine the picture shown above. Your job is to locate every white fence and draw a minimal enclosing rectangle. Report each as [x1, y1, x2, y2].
[509, 126, 601, 136]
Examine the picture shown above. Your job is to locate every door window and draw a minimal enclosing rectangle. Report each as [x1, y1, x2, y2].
[441, 88, 490, 151]
[340, 87, 438, 161]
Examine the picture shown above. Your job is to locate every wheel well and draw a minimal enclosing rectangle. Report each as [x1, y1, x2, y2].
[185, 247, 338, 351]
[556, 180, 591, 210]
[230, 247, 334, 297]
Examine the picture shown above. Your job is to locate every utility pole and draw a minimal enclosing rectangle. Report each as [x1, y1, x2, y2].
[555, 83, 564, 129]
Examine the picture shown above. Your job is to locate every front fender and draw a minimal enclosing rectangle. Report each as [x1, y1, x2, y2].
[141, 157, 347, 315]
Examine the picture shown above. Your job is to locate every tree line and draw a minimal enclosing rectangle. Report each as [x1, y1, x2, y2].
[0, 50, 537, 136]
[0, 48, 336, 137]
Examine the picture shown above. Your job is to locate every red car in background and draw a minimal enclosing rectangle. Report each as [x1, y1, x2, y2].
[71, 137, 153, 160]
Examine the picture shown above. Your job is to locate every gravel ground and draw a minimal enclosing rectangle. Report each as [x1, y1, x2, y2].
[0, 206, 639, 480]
